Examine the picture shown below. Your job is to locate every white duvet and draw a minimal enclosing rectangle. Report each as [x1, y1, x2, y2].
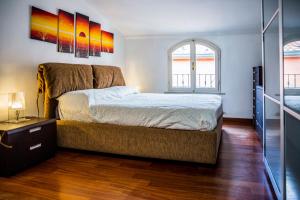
[57, 86, 223, 131]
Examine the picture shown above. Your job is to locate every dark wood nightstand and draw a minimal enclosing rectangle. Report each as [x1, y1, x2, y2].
[0, 118, 57, 176]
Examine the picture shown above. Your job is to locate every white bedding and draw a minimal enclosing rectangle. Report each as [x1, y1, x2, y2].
[57, 86, 223, 131]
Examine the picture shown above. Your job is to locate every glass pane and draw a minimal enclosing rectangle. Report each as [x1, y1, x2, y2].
[264, 15, 280, 100]
[265, 97, 281, 190]
[263, 0, 278, 28]
[172, 44, 191, 88]
[285, 112, 300, 200]
[195, 44, 216, 88]
[283, 0, 300, 114]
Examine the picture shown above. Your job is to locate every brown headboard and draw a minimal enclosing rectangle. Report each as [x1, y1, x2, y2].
[37, 63, 126, 119]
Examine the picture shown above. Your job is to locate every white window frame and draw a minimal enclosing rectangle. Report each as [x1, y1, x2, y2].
[168, 39, 221, 93]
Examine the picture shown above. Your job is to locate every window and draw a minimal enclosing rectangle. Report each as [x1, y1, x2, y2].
[284, 40, 300, 89]
[168, 39, 221, 93]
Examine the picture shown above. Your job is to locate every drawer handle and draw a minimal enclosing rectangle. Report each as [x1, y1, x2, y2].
[30, 143, 42, 151]
[29, 127, 41, 133]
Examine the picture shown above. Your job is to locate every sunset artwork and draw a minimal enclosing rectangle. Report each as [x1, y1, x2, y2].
[30, 6, 57, 44]
[89, 21, 101, 57]
[101, 31, 114, 53]
[58, 9, 74, 53]
[29, 6, 116, 57]
[75, 13, 89, 58]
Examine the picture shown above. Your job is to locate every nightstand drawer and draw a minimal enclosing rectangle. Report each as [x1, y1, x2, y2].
[28, 123, 54, 144]
[27, 123, 57, 162]
[27, 141, 47, 165]
[28, 125, 44, 145]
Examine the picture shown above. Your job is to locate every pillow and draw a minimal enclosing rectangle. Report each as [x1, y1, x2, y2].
[104, 86, 138, 96]
[38, 63, 93, 98]
[92, 65, 126, 89]
[57, 89, 95, 113]
[57, 86, 138, 107]
[93, 86, 138, 102]
[56, 86, 138, 120]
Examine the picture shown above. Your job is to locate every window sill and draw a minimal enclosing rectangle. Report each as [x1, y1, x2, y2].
[164, 91, 226, 95]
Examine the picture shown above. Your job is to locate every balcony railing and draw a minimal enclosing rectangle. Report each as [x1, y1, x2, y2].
[196, 74, 215, 88]
[172, 74, 190, 88]
[284, 74, 300, 88]
[172, 74, 215, 88]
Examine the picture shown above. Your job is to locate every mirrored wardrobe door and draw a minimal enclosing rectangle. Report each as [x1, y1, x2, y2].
[262, 0, 282, 198]
[283, 0, 300, 114]
[285, 112, 300, 200]
[283, 0, 300, 199]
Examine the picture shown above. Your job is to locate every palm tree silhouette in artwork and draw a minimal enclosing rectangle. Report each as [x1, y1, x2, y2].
[38, 32, 47, 41]
[69, 37, 74, 53]
[77, 32, 87, 57]
[58, 30, 74, 53]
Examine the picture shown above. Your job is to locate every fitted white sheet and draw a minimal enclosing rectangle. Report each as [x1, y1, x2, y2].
[57, 87, 223, 131]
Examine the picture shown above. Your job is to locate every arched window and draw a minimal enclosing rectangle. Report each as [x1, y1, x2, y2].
[284, 40, 300, 89]
[168, 39, 221, 93]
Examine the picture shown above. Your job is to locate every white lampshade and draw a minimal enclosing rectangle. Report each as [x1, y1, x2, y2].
[0, 94, 9, 121]
[8, 92, 25, 111]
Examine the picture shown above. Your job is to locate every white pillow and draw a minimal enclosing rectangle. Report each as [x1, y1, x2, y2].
[57, 86, 138, 107]
[56, 86, 138, 120]
[104, 86, 138, 97]
[56, 89, 94, 120]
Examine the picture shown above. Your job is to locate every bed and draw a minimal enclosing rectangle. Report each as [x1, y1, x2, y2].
[38, 63, 223, 164]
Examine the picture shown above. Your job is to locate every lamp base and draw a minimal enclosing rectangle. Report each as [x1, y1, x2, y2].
[6, 118, 31, 124]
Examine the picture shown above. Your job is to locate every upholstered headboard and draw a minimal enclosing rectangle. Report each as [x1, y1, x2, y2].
[37, 63, 126, 119]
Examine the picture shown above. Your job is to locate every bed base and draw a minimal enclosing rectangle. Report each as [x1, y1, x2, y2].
[56, 117, 223, 164]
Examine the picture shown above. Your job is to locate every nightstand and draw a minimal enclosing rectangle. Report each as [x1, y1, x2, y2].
[0, 118, 57, 176]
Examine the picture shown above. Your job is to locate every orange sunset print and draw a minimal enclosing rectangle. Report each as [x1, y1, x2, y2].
[89, 21, 101, 57]
[30, 6, 57, 44]
[101, 31, 114, 53]
[58, 9, 74, 53]
[75, 13, 89, 58]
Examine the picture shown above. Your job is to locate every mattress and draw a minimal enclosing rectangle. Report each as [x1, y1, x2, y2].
[57, 86, 223, 131]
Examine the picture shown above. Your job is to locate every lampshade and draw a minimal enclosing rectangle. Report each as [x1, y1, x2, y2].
[0, 93, 8, 121]
[8, 92, 25, 110]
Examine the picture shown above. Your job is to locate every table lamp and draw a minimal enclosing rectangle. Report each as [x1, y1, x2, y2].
[7, 92, 27, 123]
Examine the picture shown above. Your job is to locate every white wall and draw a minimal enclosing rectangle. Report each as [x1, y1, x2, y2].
[124, 33, 262, 118]
[0, 0, 125, 120]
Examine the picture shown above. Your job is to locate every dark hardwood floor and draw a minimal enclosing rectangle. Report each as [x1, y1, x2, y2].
[0, 121, 276, 200]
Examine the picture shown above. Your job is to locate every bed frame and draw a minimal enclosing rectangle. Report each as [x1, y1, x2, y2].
[38, 63, 222, 164]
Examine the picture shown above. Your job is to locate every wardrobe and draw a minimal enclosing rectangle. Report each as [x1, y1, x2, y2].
[262, 0, 300, 199]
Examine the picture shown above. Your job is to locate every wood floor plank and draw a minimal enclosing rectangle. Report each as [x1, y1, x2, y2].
[0, 122, 276, 200]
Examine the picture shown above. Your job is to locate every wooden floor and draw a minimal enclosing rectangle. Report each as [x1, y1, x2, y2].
[0, 121, 276, 200]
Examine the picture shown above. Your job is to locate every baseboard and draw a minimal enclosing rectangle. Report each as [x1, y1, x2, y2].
[223, 117, 253, 125]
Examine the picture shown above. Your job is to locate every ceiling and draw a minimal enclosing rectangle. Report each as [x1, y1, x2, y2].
[87, 0, 261, 37]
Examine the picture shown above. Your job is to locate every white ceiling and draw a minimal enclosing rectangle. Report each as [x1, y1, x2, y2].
[87, 0, 261, 37]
